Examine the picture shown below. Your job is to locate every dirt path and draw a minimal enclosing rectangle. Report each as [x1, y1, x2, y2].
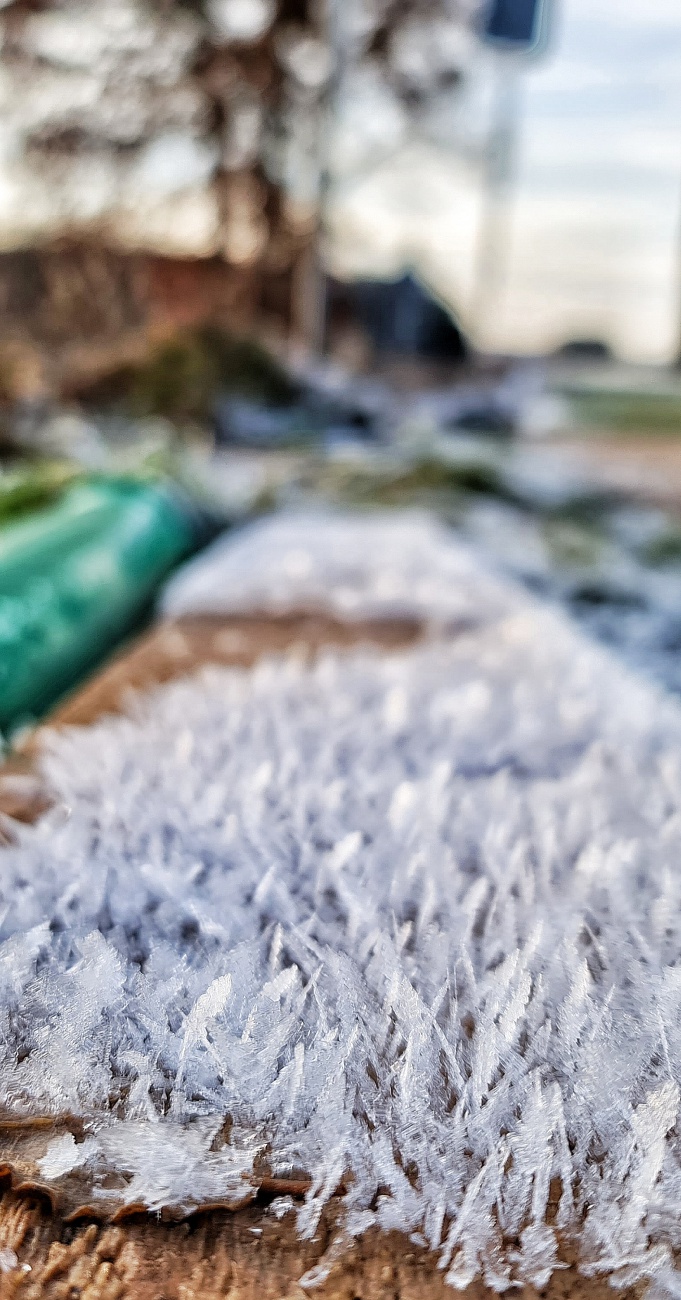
[548, 435, 681, 510]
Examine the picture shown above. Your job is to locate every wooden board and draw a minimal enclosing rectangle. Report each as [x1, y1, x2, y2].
[0, 614, 628, 1297]
[0, 612, 422, 827]
[0, 1183, 635, 1300]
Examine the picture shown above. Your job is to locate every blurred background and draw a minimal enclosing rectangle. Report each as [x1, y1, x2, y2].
[3, 0, 681, 736]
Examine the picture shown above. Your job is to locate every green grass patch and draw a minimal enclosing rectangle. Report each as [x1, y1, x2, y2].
[314, 455, 513, 511]
[0, 460, 80, 525]
[79, 328, 299, 424]
[542, 519, 605, 569]
[565, 390, 681, 436]
[640, 529, 681, 565]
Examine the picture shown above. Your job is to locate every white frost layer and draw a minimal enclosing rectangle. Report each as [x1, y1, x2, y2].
[2, 528, 681, 1292]
[160, 511, 523, 626]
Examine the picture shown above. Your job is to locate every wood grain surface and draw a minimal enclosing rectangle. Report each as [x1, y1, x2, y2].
[0, 614, 625, 1296]
[0, 1184, 643, 1300]
[0, 612, 423, 826]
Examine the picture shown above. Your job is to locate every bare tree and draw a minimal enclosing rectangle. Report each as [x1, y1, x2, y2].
[0, 0, 478, 394]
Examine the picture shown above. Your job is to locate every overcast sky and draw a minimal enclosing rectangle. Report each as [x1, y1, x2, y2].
[331, 0, 681, 363]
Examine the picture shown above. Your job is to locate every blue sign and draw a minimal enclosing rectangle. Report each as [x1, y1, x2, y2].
[482, 0, 546, 50]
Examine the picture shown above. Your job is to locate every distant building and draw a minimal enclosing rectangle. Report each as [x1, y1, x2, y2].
[327, 271, 467, 365]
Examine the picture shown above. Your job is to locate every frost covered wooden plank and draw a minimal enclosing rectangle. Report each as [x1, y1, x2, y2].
[0, 611, 421, 824]
[0, 1187, 643, 1300]
[160, 511, 522, 627]
[1, 514, 681, 1296]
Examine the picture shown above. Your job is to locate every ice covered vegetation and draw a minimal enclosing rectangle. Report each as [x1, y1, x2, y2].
[3, 513, 681, 1294]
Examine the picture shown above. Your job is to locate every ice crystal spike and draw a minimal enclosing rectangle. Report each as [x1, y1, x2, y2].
[1, 514, 681, 1293]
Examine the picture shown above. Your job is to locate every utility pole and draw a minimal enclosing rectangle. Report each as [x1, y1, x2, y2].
[470, 0, 551, 348]
[470, 51, 523, 344]
[298, 0, 348, 358]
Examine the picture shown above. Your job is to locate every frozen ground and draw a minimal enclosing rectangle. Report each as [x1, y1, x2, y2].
[459, 490, 681, 696]
[21, 373, 681, 699]
[2, 516, 681, 1294]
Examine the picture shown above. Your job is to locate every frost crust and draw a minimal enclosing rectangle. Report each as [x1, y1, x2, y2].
[1, 519, 681, 1292]
[159, 510, 522, 626]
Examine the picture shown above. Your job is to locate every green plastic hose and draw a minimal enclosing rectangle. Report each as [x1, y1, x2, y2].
[0, 478, 196, 732]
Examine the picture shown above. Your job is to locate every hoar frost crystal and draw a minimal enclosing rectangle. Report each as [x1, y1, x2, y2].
[1, 515, 681, 1295]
